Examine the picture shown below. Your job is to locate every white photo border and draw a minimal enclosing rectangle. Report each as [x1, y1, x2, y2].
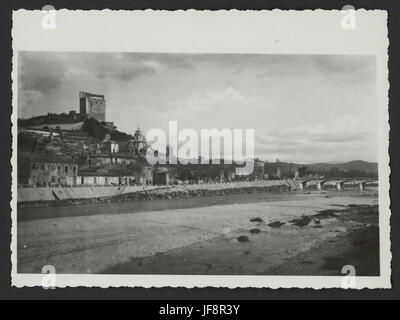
[11, 9, 391, 289]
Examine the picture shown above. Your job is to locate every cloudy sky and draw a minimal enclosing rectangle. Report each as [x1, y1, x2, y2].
[18, 52, 377, 163]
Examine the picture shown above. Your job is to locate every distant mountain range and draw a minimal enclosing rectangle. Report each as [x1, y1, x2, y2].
[304, 160, 378, 173]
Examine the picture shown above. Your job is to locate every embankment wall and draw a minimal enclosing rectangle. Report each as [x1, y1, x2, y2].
[18, 180, 299, 207]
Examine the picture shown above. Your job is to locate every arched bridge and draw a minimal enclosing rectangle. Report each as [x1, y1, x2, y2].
[298, 179, 378, 191]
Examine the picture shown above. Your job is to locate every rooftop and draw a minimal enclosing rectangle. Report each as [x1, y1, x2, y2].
[25, 152, 78, 164]
[78, 168, 138, 177]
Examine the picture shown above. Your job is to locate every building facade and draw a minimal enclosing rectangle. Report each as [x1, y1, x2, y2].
[77, 165, 153, 186]
[118, 128, 148, 156]
[28, 160, 78, 187]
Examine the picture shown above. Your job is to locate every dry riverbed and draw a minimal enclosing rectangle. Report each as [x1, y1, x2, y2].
[104, 203, 379, 276]
[18, 192, 379, 275]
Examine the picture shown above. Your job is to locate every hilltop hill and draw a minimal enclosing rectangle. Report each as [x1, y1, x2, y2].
[80, 118, 132, 141]
[18, 111, 133, 141]
[18, 112, 83, 127]
[306, 160, 378, 174]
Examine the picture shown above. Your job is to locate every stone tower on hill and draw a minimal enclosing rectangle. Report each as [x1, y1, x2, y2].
[79, 91, 106, 122]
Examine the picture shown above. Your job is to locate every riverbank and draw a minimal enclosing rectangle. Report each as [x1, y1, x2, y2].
[17, 192, 379, 274]
[17, 180, 294, 208]
[18, 190, 301, 222]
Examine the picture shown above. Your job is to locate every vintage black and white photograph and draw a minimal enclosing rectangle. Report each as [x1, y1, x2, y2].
[11, 9, 390, 288]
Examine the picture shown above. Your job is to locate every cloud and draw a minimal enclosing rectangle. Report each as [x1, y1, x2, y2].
[310, 55, 375, 75]
[97, 62, 158, 81]
[17, 52, 173, 110]
[271, 115, 368, 143]
[255, 54, 375, 81]
[18, 90, 42, 115]
[254, 115, 376, 162]
[18, 52, 196, 91]
[151, 54, 195, 70]
[18, 52, 64, 95]
[18, 52, 68, 111]
[168, 87, 260, 112]
[93, 54, 166, 81]
[92, 53, 195, 81]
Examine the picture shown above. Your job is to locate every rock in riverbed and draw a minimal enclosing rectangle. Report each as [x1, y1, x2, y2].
[268, 221, 285, 228]
[290, 216, 312, 227]
[237, 236, 250, 242]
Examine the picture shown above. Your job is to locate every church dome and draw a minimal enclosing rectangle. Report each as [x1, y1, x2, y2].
[133, 127, 145, 142]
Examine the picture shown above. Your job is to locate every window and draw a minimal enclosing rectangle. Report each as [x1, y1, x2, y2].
[94, 177, 97, 185]
[65, 166, 68, 174]
[31, 163, 36, 170]
[51, 176, 56, 183]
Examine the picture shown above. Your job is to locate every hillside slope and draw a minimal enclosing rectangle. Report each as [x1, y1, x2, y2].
[307, 160, 378, 173]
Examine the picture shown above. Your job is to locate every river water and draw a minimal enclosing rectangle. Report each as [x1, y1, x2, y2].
[18, 187, 377, 222]
[18, 192, 302, 221]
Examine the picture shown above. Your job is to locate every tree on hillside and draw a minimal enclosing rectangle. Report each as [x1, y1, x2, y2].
[298, 165, 308, 178]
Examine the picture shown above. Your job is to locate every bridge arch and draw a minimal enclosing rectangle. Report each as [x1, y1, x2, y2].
[335, 180, 349, 190]
[299, 179, 378, 191]
[359, 180, 378, 190]
[317, 180, 329, 190]
[298, 180, 310, 191]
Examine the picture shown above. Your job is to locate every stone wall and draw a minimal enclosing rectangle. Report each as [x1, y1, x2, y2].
[17, 185, 163, 203]
[17, 180, 298, 206]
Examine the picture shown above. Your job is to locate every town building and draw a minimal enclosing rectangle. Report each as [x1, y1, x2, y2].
[117, 128, 148, 156]
[77, 165, 153, 186]
[153, 165, 178, 185]
[26, 157, 78, 187]
[76, 170, 134, 186]
[247, 158, 265, 180]
[264, 159, 298, 179]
